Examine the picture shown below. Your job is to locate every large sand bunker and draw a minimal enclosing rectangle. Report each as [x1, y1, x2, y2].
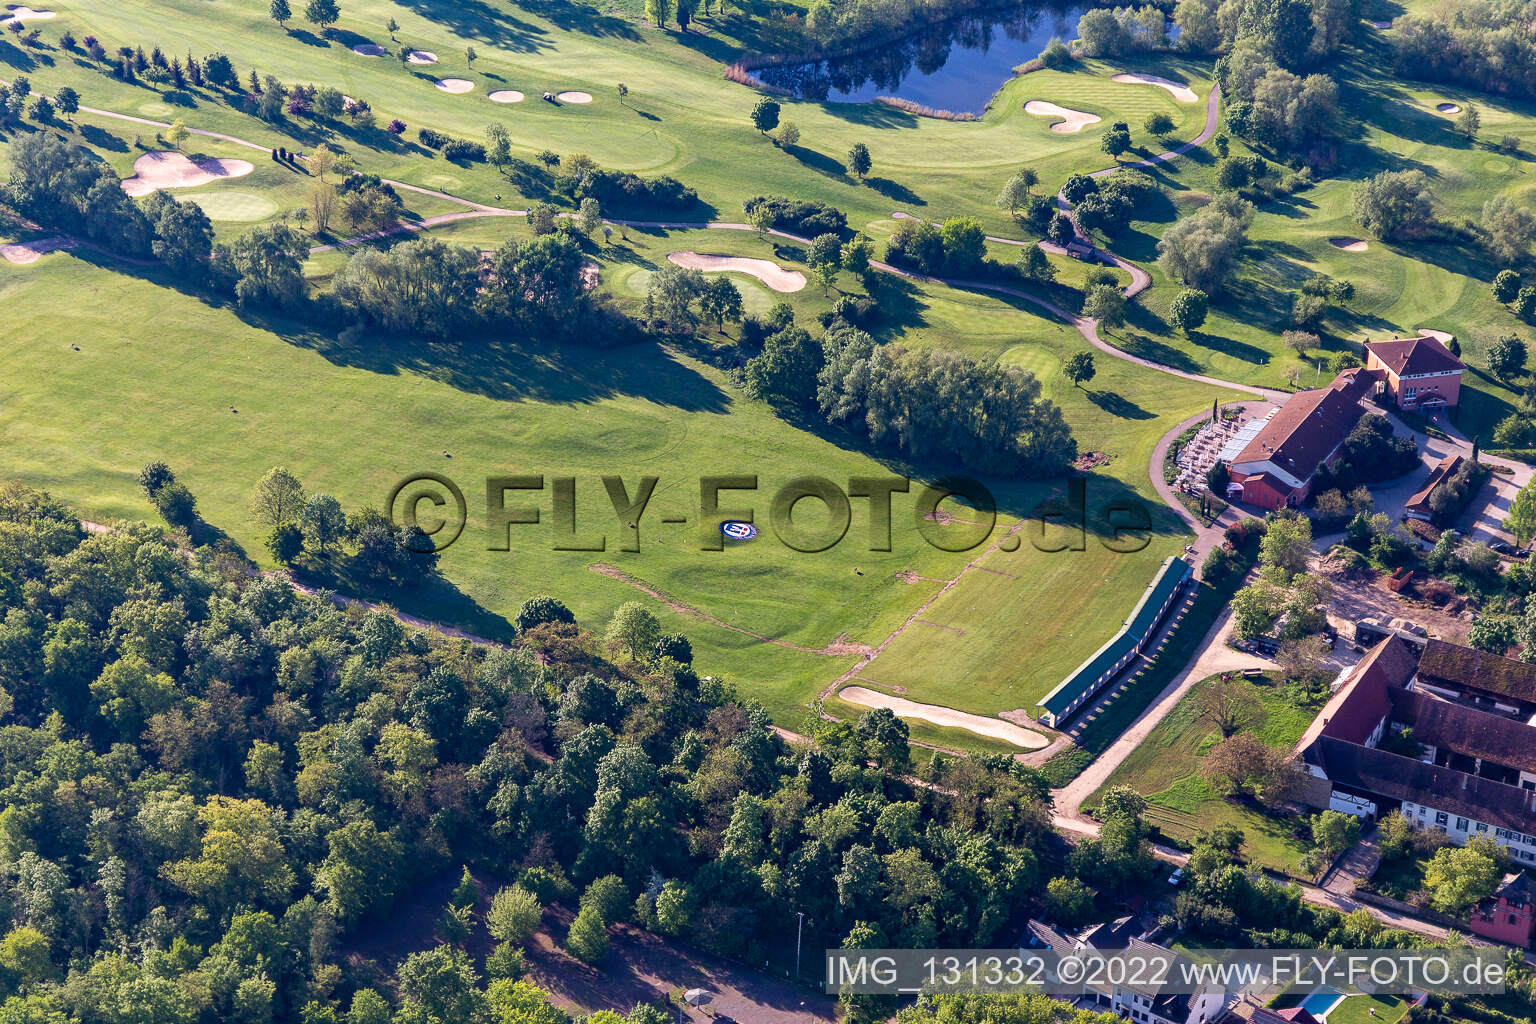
[120, 151, 255, 197]
[1024, 100, 1101, 133]
[1329, 236, 1369, 252]
[1, 6, 57, 22]
[1111, 73, 1198, 103]
[1437, 102, 1461, 113]
[435, 79, 474, 94]
[1, 236, 75, 264]
[489, 90, 524, 103]
[838, 686, 1051, 750]
[667, 251, 806, 292]
[557, 91, 594, 104]
[1418, 328, 1455, 345]
[351, 43, 386, 56]
[405, 50, 438, 64]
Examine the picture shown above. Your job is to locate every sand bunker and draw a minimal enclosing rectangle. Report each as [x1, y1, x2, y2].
[1111, 73, 1198, 103]
[351, 43, 386, 56]
[557, 91, 593, 104]
[1, 6, 57, 22]
[120, 151, 255, 197]
[1329, 236, 1369, 252]
[1437, 102, 1461, 113]
[1418, 328, 1455, 345]
[435, 79, 474, 94]
[1024, 100, 1101, 133]
[1370, 19, 1392, 28]
[1, 236, 75, 265]
[838, 686, 1050, 750]
[405, 50, 438, 64]
[489, 90, 524, 103]
[667, 251, 805, 292]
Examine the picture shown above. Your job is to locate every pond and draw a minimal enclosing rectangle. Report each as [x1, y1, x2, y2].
[754, 5, 1090, 116]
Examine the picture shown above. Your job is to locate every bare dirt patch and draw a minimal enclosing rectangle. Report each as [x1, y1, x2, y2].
[120, 152, 255, 197]
[1314, 551, 1470, 643]
[1024, 100, 1101, 133]
[666, 251, 806, 292]
[489, 90, 524, 103]
[1329, 236, 1369, 252]
[838, 685, 1051, 749]
[1110, 73, 1198, 103]
[557, 90, 594, 103]
[1073, 451, 1111, 471]
[579, 262, 600, 290]
[1, 235, 75, 264]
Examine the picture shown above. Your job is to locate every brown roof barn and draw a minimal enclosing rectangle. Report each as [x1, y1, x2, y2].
[1417, 638, 1536, 705]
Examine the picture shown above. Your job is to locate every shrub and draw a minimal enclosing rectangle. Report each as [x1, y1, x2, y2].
[741, 195, 846, 237]
[442, 138, 486, 162]
[418, 126, 451, 149]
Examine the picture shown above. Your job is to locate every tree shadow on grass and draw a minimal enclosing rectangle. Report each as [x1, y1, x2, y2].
[287, 28, 332, 48]
[521, 0, 641, 41]
[78, 123, 129, 152]
[784, 143, 849, 181]
[394, 0, 553, 53]
[864, 175, 924, 206]
[1086, 388, 1155, 419]
[292, 558, 515, 644]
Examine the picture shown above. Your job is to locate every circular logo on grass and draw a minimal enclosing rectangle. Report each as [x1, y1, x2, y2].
[720, 521, 758, 541]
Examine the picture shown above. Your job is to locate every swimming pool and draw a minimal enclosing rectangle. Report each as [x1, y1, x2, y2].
[1300, 987, 1344, 1019]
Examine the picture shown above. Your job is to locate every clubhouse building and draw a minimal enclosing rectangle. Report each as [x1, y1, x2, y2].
[1217, 334, 1464, 511]
[1363, 334, 1464, 412]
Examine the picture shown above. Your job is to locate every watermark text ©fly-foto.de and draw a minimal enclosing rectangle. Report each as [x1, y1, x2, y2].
[386, 473, 1155, 555]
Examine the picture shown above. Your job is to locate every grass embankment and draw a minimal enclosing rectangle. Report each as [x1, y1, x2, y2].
[1087, 671, 1319, 873]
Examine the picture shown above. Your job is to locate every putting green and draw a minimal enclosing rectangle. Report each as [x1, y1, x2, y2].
[1001, 345, 1061, 383]
[191, 189, 281, 222]
[137, 101, 177, 118]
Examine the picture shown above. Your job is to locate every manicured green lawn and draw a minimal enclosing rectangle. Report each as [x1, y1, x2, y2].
[0, 214, 1231, 729]
[1090, 672, 1318, 873]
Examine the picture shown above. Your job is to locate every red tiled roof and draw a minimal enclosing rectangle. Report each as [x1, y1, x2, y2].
[1367, 336, 1464, 377]
[1233, 375, 1367, 483]
[1294, 636, 1418, 754]
[1405, 454, 1465, 515]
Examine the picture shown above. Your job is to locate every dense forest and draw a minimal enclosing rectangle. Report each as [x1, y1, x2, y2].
[0, 481, 1108, 1024]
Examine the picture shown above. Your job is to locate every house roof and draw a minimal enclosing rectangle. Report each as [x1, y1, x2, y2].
[1274, 1010, 1324, 1024]
[1390, 689, 1536, 773]
[1416, 638, 1536, 705]
[1302, 734, 1536, 831]
[1293, 636, 1418, 755]
[1367, 335, 1464, 378]
[1231, 375, 1368, 484]
[1496, 871, 1534, 905]
[1404, 454, 1465, 516]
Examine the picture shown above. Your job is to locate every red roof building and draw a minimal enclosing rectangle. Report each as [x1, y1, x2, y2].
[1223, 370, 1373, 510]
[1471, 872, 1535, 948]
[1364, 335, 1464, 411]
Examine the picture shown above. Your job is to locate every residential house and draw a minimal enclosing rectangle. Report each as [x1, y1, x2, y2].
[1022, 917, 1228, 1024]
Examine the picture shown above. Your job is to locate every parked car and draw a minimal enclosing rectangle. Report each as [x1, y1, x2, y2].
[1168, 868, 1184, 887]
